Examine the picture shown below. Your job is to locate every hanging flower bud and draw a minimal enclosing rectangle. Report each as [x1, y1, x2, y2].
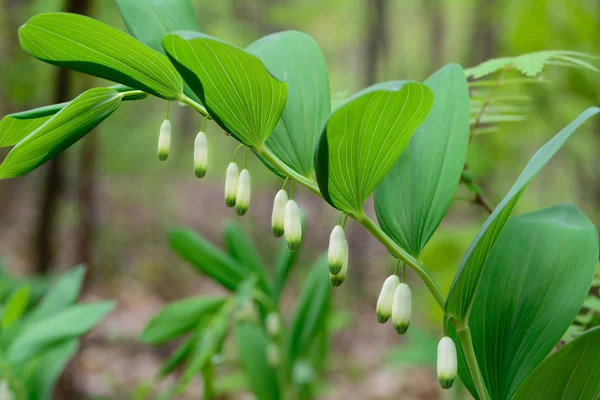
[330, 239, 348, 287]
[266, 312, 281, 338]
[437, 336, 458, 389]
[266, 342, 280, 367]
[224, 162, 239, 207]
[157, 119, 171, 161]
[391, 283, 411, 334]
[376, 275, 399, 323]
[271, 190, 288, 237]
[235, 169, 251, 216]
[194, 131, 208, 178]
[284, 199, 302, 250]
[328, 225, 346, 275]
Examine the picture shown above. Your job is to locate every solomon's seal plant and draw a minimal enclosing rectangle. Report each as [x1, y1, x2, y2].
[2, 0, 600, 398]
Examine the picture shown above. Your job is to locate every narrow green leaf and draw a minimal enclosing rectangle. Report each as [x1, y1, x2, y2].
[0, 88, 122, 179]
[1, 286, 31, 328]
[314, 81, 433, 213]
[141, 296, 226, 345]
[7, 301, 114, 364]
[19, 13, 183, 100]
[247, 31, 331, 177]
[512, 327, 600, 400]
[374, 64, 469, 256]
[158, 334, 196, 378]
[27, 266, 85, 323]
[163, 32, 287, 146]
[445, 107, 600, 324]
[272, 240, 298, 303]
[26, 339, 78, 400]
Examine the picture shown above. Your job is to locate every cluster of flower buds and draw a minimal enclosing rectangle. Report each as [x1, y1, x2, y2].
[437, 336, 457, 389]
[328, 225, 348, 287]
[194, 131, 208, 178]
[223, 161, 252, 215]
[375, 273, 412, 334]
[157, 119, 171, 161]
[270, 189, 303, 250]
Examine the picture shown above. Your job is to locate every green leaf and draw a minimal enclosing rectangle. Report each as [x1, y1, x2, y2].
[7, 301, 114, 364]
[272, 239, 299, 303]
[445, 107, 600, 324]
[0, 88, 123, 179]
[463, 204, 599, 399]
[287, 255, 330, 364]
[27, 266, 85, 323]
[224, 223, 271, 294]
[158, 334, 195, 378]
[512, 327, 600, 400]
[168, 228, 249, 290]
[374, 64, 470, 257]
[141, 296, 226, 345]
[247, 31, 331, 177]
[163, 32, 287, 146]
[1, 286, 31, 328]
[26, 339, 78, 400]
[314, 81, 433, 213]
[19, 13, 183, 100]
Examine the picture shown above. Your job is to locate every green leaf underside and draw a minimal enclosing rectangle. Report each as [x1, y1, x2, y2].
[460, 205, 598, 400]
[19, 13, 183, 100]
[512, 327, 600, 400]
[163, 31, 287, 147]
[247, 31, 331, 176]
[445, 107, 600, 324]
[315, 81, 434, 213]
[0, 88, 123, 179]
[374, 64, 470, 257]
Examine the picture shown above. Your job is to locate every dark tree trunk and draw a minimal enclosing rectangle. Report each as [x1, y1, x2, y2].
[364, 0, 388, 86]
[470, 0, 497, 64]
[425, 0, 445, 72]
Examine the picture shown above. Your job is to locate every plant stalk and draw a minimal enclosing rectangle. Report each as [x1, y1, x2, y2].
[456, 325, 489, 400]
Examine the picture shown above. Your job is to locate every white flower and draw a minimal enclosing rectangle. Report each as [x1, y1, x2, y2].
[266, 312, 281, 337]
[376, 275, 399, 323]
[391, 283, 411, 334]
[157, 119, 171, 161]
[328, 225, 346, 274]
[194, 131, 208, 178]
[266, 341, 280, 367]
[330, 239, 348, 287]
[235, 169, 251, 215]
[224, 162, 239, 207]
[437, 336, 457, 389]
[271, 190, 288, 237]
[284, 199, 302, 250]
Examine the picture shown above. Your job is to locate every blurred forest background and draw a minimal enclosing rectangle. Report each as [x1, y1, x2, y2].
[1, 0, 599, 398]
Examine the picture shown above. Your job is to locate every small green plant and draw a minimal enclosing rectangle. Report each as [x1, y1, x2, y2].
[1, 1, 600, 399]
[0, 266, 114, 400]
[140, 223, 331, 399]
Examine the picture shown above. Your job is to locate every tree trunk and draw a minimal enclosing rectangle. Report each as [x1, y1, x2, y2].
[364, 0, 388, 86]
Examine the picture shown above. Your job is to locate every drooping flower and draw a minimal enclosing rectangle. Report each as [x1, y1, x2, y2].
[284, 199, 302, 250]
[391, 283, 411, 334]
[194, 131, 208, 178]
[224, 162, 239, 207]
[235, 169, 251, 215]
[330, 239, 348, 287]
[271, 190, 288, 237]
[157, 119, 171, 161]
[437, 336, 458, 389]
[328, 225, 346, 275]
[376, 275, 399, 323]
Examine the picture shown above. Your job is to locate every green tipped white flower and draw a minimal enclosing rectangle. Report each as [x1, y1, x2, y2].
[157, 119, 171, 161]
[284, 199, 302, 250]
[266, 342, 280, 367]
[266, 312, 281, 337]
[224, 162, 239, 207]
[235, 169, 251, 216]
[328, 225, 347, 275]
[329, 239, 348, 287]
[271, 190, 288, 237]
[194, 131, 208, 178]
[437, 336, 457, 389]
[376, 275, 399, 323]
[391, 283, 411, 334]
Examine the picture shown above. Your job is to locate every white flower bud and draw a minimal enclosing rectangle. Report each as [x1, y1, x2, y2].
[271, 190, 288, 237]
[376, 275, 399, 323]
[235, 169, 251, 216]
[266, 312, 281, 337]
[328, 225, 346, 275]
[437, 336, 457, 389]
[157, 119, 171, 161]
[284, 199, 302, 251]
[224, 162, 239, 207]
[329, 239, 348, 287]
[0, 381, 14, 400]
[266, 342, 280, 367]
[391, 283, 411, 334]
[194, 131, 208, 178]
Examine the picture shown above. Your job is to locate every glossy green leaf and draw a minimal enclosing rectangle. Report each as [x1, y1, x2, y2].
[247, 31, 331, 177]
[446, 107, 600, 324]
[27, 266, 85, 323]
[287, 255, 330, 364]
[512, 327, 600, 400]
[26, 339, 78, 400]
[374, 64, 470, 256]
[224, 223, 270, 294]
[314, 81, 433, 213]
[163, 32, 287, 146]
[463, 204, 598, 400]
[168, 228, 247, 290]
[0, 88, 123, 179]
[7, 301, 114, 364]
[1, 286, 31, 328]
[141, 296, 226, 345]
[19, 13, 183, 99]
